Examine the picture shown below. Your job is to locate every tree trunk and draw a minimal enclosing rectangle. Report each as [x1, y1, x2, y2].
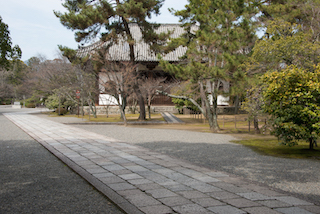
[234, 95, 239, 114]
[212, 106, 219, 132]
[200, 81, 219, 132]
[118, 96, 127, 126]
[309, 137, 314, 150]
[81, 97, 84, 116]
[134, 85, 146, 121]
[207, 101, 219, 132]
[206, 105, 219, 132]
[93, 104, 97, 118]
[122, 18, 146, 121]
[138, 94, 146, 120]
[157, 85, 220, 133]
[253, 115, 260, 134]
[147, 95, 152, 119]
[129, 98, 137, 114]
[89, 101, 97, 118]
[120, 107, 127, 126]
[94, 71, 100, 105]
[87, 95, 97, 118]
[148, 105, 151, 119]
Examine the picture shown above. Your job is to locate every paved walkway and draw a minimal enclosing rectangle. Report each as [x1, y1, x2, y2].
[4, 112, 320, 214]
[0, 109, 123, 213]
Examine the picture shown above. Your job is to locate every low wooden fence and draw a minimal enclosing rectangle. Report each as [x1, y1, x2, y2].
[187, 112, 269, 133]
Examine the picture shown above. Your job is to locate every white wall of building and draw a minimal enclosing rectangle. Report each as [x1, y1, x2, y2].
[217, 95, 229, 106]
[208, 94, 230, 106]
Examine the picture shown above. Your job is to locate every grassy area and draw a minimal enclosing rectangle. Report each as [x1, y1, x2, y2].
[231, 137, 320, 160]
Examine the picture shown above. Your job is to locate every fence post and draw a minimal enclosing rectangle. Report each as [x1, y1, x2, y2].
[234, 115, 237, 129]
[248, 119, 250, 132]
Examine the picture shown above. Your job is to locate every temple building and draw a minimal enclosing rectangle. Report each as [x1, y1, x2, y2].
[76, 23, 229, 108]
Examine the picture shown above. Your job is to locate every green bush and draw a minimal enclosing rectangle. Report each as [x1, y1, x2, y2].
[45, 94, 59, 109]
[26, 103, 36, 108]
[45, 93, 76, 110]
[55, 107, 68, 115]
[24, 95, 43, 108]
[262, 65, 320, 149]
[0, 98, 12, 105]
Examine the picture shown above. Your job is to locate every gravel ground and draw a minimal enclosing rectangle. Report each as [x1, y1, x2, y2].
[0, 109, 124, 214]
[33, 113, 320, 205]
[66, 123, 320, 205]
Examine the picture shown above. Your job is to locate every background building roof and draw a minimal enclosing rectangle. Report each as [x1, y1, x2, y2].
[76, 23, 197, 62]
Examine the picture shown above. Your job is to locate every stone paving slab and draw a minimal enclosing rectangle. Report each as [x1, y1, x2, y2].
[4, 112, 319, 214]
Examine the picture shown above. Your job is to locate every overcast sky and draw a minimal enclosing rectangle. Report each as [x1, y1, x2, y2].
[0, 0, 188, 62]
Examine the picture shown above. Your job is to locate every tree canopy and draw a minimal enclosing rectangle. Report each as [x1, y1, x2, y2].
[0, 17, 24, 103]
[160, 0, 258, 132]
[55, 0, 169, 120]
[243, 1, 320, 140]
[54, 0, 167, 60]
[0, 16, 21, 70]
[258, 0, 320, 42]
[247, 19, 320, 74]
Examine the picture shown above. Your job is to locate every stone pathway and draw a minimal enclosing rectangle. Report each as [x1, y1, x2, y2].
[4, 112, 320, 214]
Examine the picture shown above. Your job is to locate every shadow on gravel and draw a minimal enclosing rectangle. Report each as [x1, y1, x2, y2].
[138, 141, 320, 205]
[0, 139, 124, 214]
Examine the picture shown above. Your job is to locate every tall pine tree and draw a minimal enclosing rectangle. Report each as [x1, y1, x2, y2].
[160, 0, 258, 132]
[243, 1, 320, 136]
[55, 0, 166, 120]
[0, 16, 21, 70]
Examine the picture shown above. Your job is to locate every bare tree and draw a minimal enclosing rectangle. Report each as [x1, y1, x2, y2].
[0, 68, 13, 102]
[127, 93, 138, 114]
[94, 49, 137, 125]
[139, 77, 177, 119]
[28, 56, 74, 96]
[27, 54, 98, 116]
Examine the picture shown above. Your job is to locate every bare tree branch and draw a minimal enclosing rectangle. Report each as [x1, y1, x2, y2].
[156, 89, 205, 116]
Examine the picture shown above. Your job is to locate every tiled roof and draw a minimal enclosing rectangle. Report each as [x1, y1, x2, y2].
[76, 23, 197, 62]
